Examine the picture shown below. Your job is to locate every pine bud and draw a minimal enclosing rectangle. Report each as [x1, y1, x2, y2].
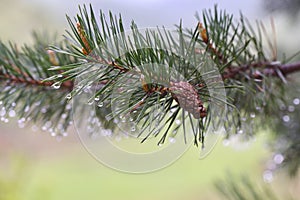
[169, 81, 206, 119]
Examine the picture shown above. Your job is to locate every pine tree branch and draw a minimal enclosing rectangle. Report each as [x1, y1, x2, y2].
[222, 61, 300, 79]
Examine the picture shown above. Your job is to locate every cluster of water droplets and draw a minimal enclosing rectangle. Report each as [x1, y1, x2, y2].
[0, 101, 17, 124]
[279, 97, 299, 124]
[0, 97, 74, 142]
[263, 153, 285, 183]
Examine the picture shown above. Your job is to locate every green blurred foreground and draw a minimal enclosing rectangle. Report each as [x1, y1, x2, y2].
[0, 123, 271, 200]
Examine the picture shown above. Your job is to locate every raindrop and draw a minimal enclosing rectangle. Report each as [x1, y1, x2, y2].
[282, 115, 290, 122]
[24, 105, 30, 113]
[121, 117, 126, 123]
[0, 108, 6, 117]
[57, 74, 63, 78]
[237, 129, 244, 134]
[250, 113, 256, 118]
[263, 170, 273, 183]
[97, 102, 104, 107]
[169, 137, 176, 144]
[273, 154, 284, 164]
[4, 118, 9, 123]
[170, 108, 177, 113]
[18, 118, 26, 128]
[18, 122, 25, 128]
[44, 121, 52, 128]
[62, 132, 68, 137]
[129, 117, 134, 122]
[66, 104, 72, 110]
[175, 119, 181, 125]
[255, 106, 262, 111]
[11, 102, 16, 107]
[288, 105, 295, 112]
[51, 82, 61, 89]
[293, 98, 300, 105]
[8, 110, 16, 118]
[50, 131, 56, 137]
[41, 107, 47, 113]
[131, 126, 136, 132]
[87, 99, 94, 105]
[35, 101, 41, 106]
[113, 118, 119, 124]
[0, 101, 2, 105]
[222, 139, 230, 146]
[66, 94, 72, 100]
[94, 96, 100, 101]
[61, 113, 68, 119]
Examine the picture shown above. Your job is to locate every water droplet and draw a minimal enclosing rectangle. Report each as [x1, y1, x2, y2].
[222, 139, 230, 146]
[121, 117, 126, 123]
[0, 101, 2, 105]
[50, 131, 56, 137]
[255, 106, 262, 111]
[175, 119, 181, 125]
[131, 126, 136, 132]
[57, 74, 63, 78]
[170, 108, 177, 113]
[66, 104, 72, 110]
[51, 82, 61, 89]
[61, 113, 68, 119]
[293, 98, 300, 105]
[241, 117, 247, 121]
[62, 132, 68, 137]
[237, 129, 244, 134]
[98, 102, 104, 107]
[87, 99, 94, 105]
[8, 110, 16, 118]
[0, 108, 6, 117]
[129, 117, 134, 122]
[169, 137, 176, 143]
[41, 107, 47, 113]
[4, 118, 9, 123]
[44, 121, 52, 129]
[263, 170, 273, 183]
[288, 105, 295, 112]
[66, 94, 72, 100]
[18, 118, 26, 128]
[250, 113, 256, 118]
[24, 105, 30, 113]
[94, 96, 100, 101]
[273, 154, 284, 164]
[11, 102, 16, 107]
[282, 115, 290, 122]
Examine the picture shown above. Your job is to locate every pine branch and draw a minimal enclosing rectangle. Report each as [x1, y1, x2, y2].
[1, 4, 300, 174]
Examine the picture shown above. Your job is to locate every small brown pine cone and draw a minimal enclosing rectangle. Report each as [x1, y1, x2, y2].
[169, 81, 207, 119]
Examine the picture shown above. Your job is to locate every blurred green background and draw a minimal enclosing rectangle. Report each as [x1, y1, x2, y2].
[0, 0, 299, 199]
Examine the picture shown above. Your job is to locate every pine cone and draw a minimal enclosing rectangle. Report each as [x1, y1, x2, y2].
[169, 81, 206, 119]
